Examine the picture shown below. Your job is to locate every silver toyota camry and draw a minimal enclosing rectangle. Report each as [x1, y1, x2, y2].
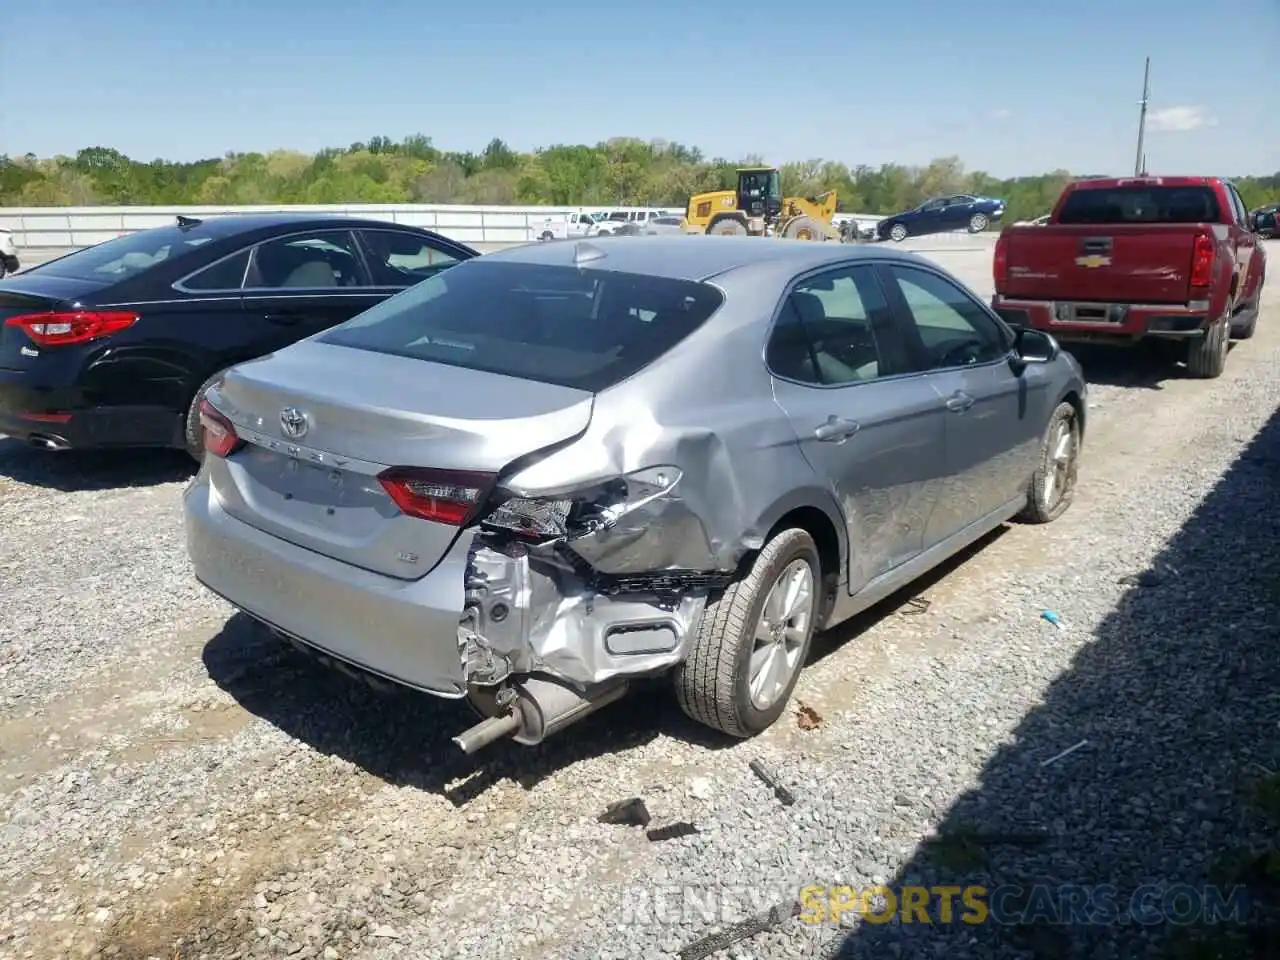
[184, 236, 1086, 753]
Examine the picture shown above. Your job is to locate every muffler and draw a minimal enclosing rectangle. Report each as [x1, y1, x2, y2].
[452, 675, 629, 755]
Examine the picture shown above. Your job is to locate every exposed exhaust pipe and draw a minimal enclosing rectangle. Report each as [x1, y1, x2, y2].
[28, 434, 69, 451]
[452, 711, 522, 754]
[453, 675, 630, 755]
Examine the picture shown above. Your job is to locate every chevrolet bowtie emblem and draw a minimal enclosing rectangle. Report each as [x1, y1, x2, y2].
[1075, 255, 1111, 268]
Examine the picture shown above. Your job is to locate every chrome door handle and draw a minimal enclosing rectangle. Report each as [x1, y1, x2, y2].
[814, 416, 861, 441]
[945, 391, 975, 412]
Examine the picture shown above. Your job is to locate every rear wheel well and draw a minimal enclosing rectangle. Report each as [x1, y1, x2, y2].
[765, 507, 841, 582]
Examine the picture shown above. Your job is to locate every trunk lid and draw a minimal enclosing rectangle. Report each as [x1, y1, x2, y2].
[0, 278, 102, 367]
[207, 339, 594, 579]
[1000, 224, 1206, 304]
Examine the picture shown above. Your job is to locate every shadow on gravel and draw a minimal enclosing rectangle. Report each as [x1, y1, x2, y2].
[830, 404, 1280, 957]
[1065, 341, 1244, 391]
[807, 527, 1007, 668]
[201, 526, 1014, 809]
[201, 612, 736, 806]
[0, 438, 195, 491]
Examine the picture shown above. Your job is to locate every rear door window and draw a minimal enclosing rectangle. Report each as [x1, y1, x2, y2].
[317, 260, 724, 392]
[766, 265, 911, 385]
[1057, 185, 1222, 224]
[245, 231, 366, 289]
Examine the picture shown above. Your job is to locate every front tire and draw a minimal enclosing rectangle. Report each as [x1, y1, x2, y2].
[673, 528, 820, 738]
[1015, 401, 1080, 524]
[1185, 316, 1230, 378]
[888, 223, 908, 242]
[968, 213, 989, 233]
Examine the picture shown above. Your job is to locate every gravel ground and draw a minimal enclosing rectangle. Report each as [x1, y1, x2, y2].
[1, 240, 1277, 960]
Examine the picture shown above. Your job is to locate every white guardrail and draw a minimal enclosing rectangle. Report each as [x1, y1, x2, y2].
[0, 204, 886, 250]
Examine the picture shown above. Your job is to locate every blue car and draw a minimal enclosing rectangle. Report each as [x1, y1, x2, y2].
[875, 194, 1006, 242]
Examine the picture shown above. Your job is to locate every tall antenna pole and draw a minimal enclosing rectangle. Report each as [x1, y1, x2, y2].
[1134, 56, 1151, 176]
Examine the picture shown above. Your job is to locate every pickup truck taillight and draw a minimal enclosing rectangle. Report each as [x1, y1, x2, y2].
[1189, 233, 1215, 289]
[993, 232, 1009, 287]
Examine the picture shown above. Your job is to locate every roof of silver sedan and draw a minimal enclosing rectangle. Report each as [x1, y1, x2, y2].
[481, 235, 925, 281]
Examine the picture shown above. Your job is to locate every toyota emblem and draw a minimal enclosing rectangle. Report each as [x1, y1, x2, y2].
[280, 406, 308, 439]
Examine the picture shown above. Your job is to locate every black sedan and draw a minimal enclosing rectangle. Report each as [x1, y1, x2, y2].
[875, 194, 1006, 242]
[1252, 203, 1278, 239]
[0, 213, 479, 459]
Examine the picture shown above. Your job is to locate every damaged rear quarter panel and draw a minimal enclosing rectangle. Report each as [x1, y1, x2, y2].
[498, 267, 848, 580]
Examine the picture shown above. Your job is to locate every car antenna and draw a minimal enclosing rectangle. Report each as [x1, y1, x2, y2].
[573, 240, 607, 266]
[176, 215, 203, 230]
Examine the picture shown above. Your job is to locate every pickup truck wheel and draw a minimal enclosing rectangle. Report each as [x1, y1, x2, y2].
[1185, 316, 1230, 379]
[672, 528, 820, 738]
[968, 213, 989, 232]
[1230, 299, 1259, 340]
[888, 223, 908, 242]
[1015, 401, 1079, 524]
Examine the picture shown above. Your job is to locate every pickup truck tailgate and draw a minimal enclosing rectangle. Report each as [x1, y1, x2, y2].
[1002, 225, 1201, 304]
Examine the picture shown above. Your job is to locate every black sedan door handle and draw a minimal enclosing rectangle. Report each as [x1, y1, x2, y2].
[265, 309, 305, 326]
[814, 416, 861, 441]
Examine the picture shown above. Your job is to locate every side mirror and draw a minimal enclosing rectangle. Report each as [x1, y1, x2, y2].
[1010, 326, 1060, 370]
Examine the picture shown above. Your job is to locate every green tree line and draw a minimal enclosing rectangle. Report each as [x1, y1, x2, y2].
[3, 136, 1278, 225]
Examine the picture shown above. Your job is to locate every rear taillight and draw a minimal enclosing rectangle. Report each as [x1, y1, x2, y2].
[377, 468, 497, 526]
[1189, 233, 1215, 288]
[993, 232, 1010, 286]
[4, 310, 138, 347]
[199, 398, 243, 458]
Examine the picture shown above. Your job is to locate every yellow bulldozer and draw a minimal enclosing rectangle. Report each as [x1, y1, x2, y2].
[682, 166, 839, 240]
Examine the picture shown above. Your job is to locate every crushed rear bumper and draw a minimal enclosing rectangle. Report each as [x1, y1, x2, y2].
[183, 471, 707, 698]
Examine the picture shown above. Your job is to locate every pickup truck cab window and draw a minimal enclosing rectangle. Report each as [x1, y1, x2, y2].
[1057, 185, 1222, 224]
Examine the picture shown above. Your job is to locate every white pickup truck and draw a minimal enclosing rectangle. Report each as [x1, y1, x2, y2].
[527, 211, 602, 242]
[0, 230, 18, 277]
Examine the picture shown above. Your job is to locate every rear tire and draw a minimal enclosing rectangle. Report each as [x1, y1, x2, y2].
[1230, 299, 1259, 340]
[708, 217, 749, 237]
[1185, 316, 1230, 378]
[183, 369, 230, 463]
[782, 215, 827, 241]
[673, 528, 820, 738]
[1015, 401, 1080, 524]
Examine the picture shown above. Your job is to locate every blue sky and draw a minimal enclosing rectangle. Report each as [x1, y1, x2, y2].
[2, 0, 1278, 178]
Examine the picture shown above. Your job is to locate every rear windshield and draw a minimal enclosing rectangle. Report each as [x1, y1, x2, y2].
[1056, 185, 1222, 224]
[318, 259, 725, 392]
[32, 225, 217, 282]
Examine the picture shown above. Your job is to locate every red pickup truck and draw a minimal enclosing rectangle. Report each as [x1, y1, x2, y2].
[990, 176, 1267, 378]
